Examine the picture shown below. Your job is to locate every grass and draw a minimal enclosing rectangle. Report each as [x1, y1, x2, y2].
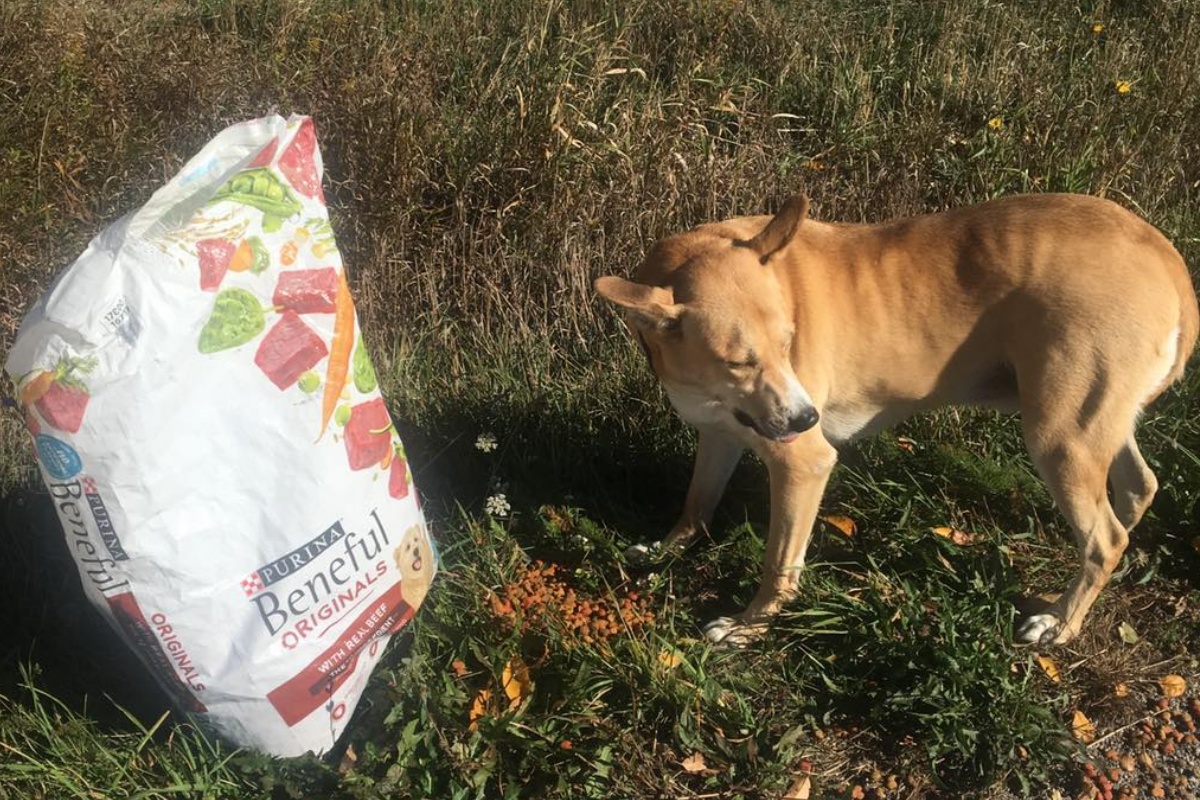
[2, 0, 1199, 797]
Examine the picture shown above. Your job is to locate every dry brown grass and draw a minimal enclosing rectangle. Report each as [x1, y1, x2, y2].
[2, 1, 1200, 797]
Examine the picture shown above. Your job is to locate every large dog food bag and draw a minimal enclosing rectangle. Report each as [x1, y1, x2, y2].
[4, 115, 435, 757]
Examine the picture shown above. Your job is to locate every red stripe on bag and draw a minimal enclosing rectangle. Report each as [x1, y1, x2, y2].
[106, 592, 207, 713]
[266, 580, 414, 727]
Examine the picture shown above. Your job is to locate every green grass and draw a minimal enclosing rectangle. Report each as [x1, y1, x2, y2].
[2, 0, 1200, 797]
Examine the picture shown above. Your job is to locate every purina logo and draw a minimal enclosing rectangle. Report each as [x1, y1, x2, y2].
[242, 572, 265, 597]
[82, 477, 128, 561]
[243, 510, 394, 648]
[243, 521, 347, 598]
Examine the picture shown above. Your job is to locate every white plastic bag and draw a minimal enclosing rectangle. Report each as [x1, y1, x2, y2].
[5, 114, 435, 757]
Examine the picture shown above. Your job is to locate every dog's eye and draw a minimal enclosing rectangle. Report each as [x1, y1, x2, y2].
[725, 357, 758, 370]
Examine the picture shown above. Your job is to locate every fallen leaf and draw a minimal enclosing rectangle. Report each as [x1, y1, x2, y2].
[681, 752, 707, 773]
[932, 526, 977, 546]
[1036, 655, 1062, 683]
[658, 649, 683, 670]
[896, 436, 916, 452]
[1117, 621, 1139, 644]
[1114, 682, 1130, 698]
[337, 743, 357, 775]
[1160, 674, 1187, 698]
[469, 688, 492, 731]
[451, 659, 468, 677]
[1072, 710, 1096, 743]
[822, 515, 856, 537]
[502, 657, 533, 709]
[784, 774, 812, 799]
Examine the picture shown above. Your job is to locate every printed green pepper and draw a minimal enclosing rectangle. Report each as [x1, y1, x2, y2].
[352, 345, 378, 393]
[211, 168, 302, 233]
[198, 288, 266, 353]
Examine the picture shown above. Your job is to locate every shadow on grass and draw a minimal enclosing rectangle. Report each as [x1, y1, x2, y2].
[0, 486, 176, 726]
[3, 375, 1195, 771]
[0, 386, 734, 732]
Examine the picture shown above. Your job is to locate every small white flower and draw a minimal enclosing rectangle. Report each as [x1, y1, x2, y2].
[485, 493, 510, 518]
[475, 432, 498, 453]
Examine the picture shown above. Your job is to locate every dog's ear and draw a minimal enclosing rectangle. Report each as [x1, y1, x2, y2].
[594, 276, 683, 331]
[745, 194, 809, 262]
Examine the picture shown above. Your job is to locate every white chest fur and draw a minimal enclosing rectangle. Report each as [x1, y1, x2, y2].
[665, 386, 728, 428]
[817, 403, 884, 446]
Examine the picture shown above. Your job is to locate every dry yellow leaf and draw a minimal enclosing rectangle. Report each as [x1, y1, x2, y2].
[658, 649, 683, 670]
[469, 688, 492, 731]
[502, 656, 533, 709]
[1160, 674, 1187, 698]
[784, 774, 812, 799]
[822, 515, 857, 537]
[932, 526, 977, 546]
[337, 743, 357, 775]
[1071, 710, 1096, 743]
[1036, 655, 1062, 683]
[1114, 682, 1130, 698]
[681, 752, 707, 773]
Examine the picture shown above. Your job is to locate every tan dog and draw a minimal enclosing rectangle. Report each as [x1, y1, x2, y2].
[596, 193, 1197, 647]
[395, 524, 434, 609]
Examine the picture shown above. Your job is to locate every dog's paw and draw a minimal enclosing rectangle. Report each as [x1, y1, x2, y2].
[702, 616, 766, 648]
[624, 541, 663, 566]
[1015, 613, 1066, 646]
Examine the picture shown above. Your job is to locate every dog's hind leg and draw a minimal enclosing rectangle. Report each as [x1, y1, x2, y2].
[1108, 433, 1158, 531]
[1016, 430, 1128, 646]
[626, 426, 744, 563]
[1014, 353, 1149, 646]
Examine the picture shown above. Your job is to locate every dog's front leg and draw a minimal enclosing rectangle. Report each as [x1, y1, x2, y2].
[703, 435, 837, 646]
[626, 426, 744, 563]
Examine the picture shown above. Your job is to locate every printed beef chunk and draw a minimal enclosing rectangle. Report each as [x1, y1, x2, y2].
[272, 268, 338, 314]
[344, 398, 392, 470]
[254, 311, 328, 390]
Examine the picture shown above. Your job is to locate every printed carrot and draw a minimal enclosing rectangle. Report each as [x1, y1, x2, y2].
[319, 270, 355, 438]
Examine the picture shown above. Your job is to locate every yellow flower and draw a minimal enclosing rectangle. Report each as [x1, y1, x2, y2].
[1091, 23, 1105, 35]
[1115, 80, 1132, 94]
[987, 117, 1005, 130]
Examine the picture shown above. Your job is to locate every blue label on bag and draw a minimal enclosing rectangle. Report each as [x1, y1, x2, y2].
[36, 435, 83, 480]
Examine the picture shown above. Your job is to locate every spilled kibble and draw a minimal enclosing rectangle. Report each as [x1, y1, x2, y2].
[489, 560, 655, 645]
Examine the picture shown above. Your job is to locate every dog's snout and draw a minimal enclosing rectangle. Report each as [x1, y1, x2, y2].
[788, 407, 820, 433]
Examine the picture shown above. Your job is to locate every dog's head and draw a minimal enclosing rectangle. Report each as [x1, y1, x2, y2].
[595, 195, 820, 443]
